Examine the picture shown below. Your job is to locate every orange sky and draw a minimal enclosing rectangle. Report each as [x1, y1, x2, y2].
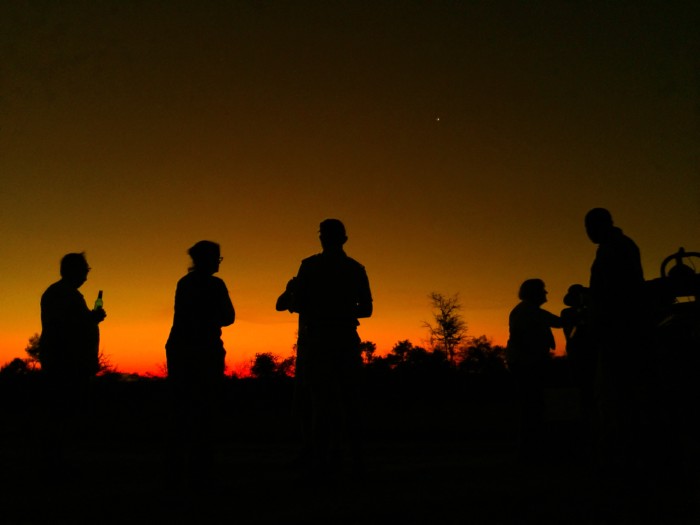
[1, 2, 698, 375]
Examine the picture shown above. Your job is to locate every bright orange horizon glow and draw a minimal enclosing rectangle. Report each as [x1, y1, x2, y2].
[5, 287, 518, 377]
[0, 276, 572, 377]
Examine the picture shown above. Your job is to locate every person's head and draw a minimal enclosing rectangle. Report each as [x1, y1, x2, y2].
[188, 240, 221, 274]
[60, 252, 90, 288]
[563, 284, 587, 307]
[518, 278, 548, 306]
[585, 207, 614, 244]
[319, 219, 347, 251]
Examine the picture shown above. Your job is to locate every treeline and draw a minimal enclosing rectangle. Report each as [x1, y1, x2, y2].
[0, 291, 540, 383]
[0, 334, 512, 382]
[248, 335, 509, 380]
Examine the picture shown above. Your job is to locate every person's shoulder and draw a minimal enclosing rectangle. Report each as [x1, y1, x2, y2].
[300, 253, 367, 275]
[179, 272, 226, 286]
[561, 306, 575, 318]
[301, 253, 322, 264]
[210, 275, 228, 288]
[621, 233, 640, 252]
[176, 272, 206, 292]
[343, 255, 367, 271]
[511, 301, 538, 319]
[41, 282, 57, 305]
[509, 302, 528, 324]
[43, 280, 62, 294]
[509, 301, 526, 315]
[176, 272, 194, 286]
[41, 280, 83, 310]
[610, 228, 639, 249]
[42, 280, 71, 299]
[300, 253, 324, 270]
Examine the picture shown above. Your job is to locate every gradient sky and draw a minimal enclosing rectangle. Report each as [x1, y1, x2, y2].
[1, 1, 698, 375]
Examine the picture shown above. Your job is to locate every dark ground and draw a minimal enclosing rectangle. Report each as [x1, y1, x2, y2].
[0, 375, 698, 524]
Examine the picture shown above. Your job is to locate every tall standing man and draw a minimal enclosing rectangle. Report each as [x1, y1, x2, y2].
[584, 208, 651, 472]
[278, 219, 373, 477]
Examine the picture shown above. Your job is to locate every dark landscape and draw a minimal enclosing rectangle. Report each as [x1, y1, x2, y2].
[1, 367, 699, 525]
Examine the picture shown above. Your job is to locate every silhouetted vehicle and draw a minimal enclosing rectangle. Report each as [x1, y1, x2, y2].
[648, 247, 700, 327]
[645, 248, 700, 415]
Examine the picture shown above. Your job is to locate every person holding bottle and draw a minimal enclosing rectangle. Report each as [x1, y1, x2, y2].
[40, 252, 106, 380]
[39, 252, 107, 470]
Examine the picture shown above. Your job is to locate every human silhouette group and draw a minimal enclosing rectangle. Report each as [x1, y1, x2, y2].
[38, 218, 373, 483]
[36, 210, 683, 496]
[505, 208, 667, 494]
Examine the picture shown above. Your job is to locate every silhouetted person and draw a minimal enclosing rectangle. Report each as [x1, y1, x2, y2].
[276, 276, 314, 465]
[165, 240, 234, 486]
[584, 208, 653, 477]
[561, 284, 596, 448]
[278, 219, 372, 478]
[506, 278, 562, 462]
[39, 252, 106, 470]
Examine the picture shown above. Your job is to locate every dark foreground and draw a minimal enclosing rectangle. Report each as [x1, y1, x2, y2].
[0, 376, 698, 524]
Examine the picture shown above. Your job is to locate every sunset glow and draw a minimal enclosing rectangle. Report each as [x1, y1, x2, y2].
[1, 2, 697, 376]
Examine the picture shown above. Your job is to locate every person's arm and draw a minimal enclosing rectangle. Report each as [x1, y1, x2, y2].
[276, 277, 298, 312]
[356, 267, 373, 319]
[560, 309, 576, 340]
[544, 309, 563, 329]
[292, 263, 309, 315]
[90, 308, 107, 324]
[218, 280, 235, 327]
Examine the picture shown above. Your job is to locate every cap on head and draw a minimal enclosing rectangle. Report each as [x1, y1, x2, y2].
[319, 219, 347, 245]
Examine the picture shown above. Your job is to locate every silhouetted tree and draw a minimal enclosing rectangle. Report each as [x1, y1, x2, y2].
[249, 353, 295, 378]
[0, 358, 32, 378]
[97, 351, 117, 375]
[405, 346, 448, 370]
[384, 340, 446, 370]
[254, 341, 298, 378]
[277, 356, 296, 377]
[457, 335, 507, 374]
[359, 341, 376, 365]
[251, 352, 281, 379]
[155, 361, 169, 377]
[24, 332, 115, 374]
[387, 340, 413, 365]
[24, 333, 41, 370]
[424, 292, 467, 364]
